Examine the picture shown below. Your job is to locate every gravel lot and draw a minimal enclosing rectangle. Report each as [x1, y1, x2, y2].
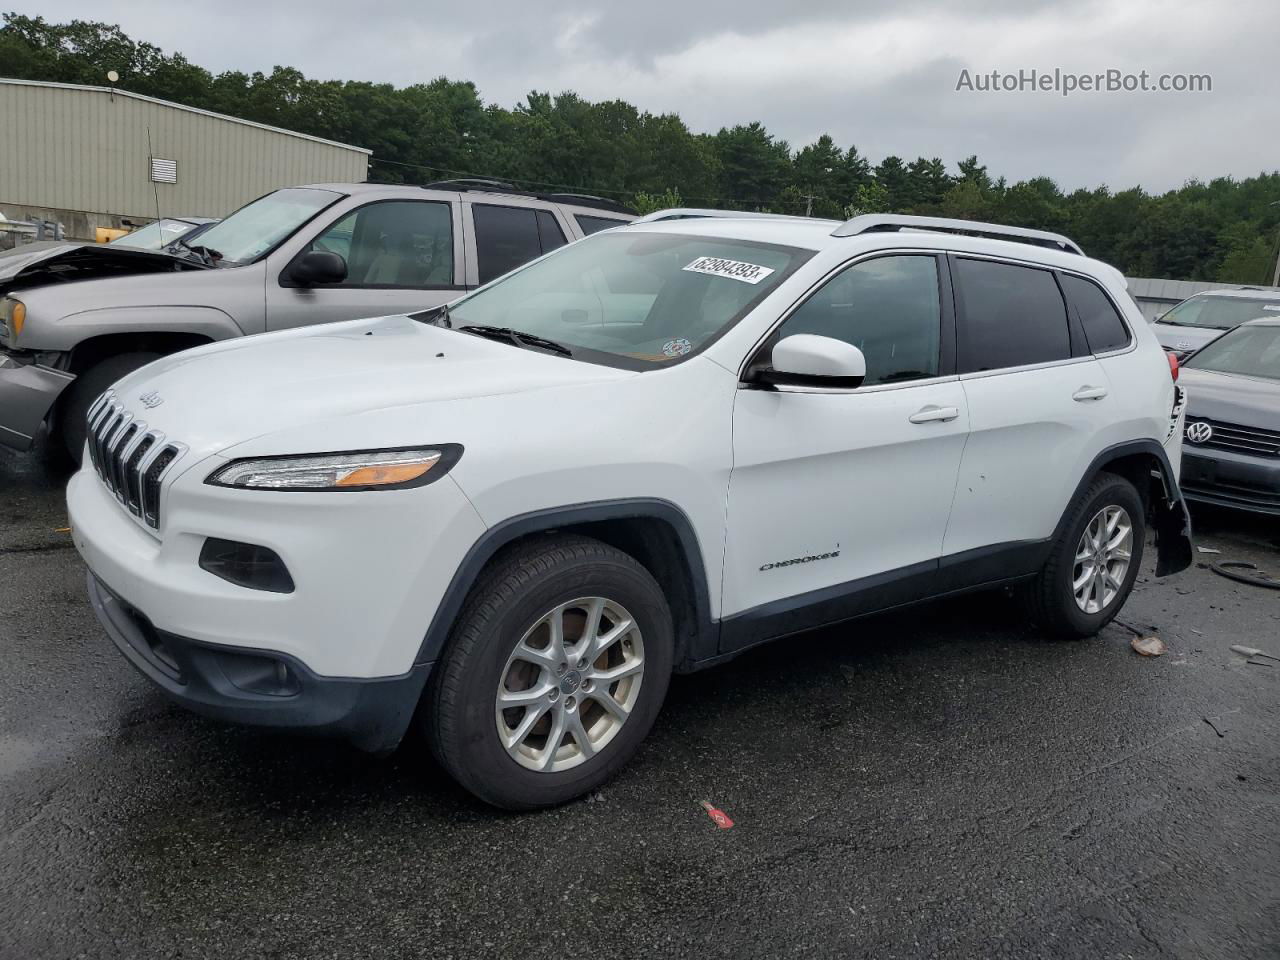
[2, 444, 1277, 959]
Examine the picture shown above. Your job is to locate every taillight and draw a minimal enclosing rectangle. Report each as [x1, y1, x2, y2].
[1167, 351, 1179, 382]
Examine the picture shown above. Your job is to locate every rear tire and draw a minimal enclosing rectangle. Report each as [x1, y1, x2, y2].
[1024, 473, 1145, 639]
[427, 534, 673, 810]
[58, 352, 161, 463]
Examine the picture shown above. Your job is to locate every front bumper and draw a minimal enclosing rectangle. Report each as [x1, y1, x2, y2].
[0, 350, 73, 450]
[1182, 447, 1280, 515]
[88, 571, 431, 753]
[67, 459, 486, 679]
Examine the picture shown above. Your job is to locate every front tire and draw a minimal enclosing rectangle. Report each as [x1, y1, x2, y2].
[427, 535, 673, 810]
[1024, 473, 1145, 639]
[58, 352, 161, 463]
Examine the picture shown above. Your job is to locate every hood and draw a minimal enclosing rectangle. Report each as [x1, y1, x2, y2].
[1179, 367, 1280, 430]
[1151, 322, 1224, 355]
[0, 241, 207, 296]
[108, 314, 634, 462]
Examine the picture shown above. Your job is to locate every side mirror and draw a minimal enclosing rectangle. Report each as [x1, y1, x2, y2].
[290, 250, 347, 286]
[755, 334, 866, 389]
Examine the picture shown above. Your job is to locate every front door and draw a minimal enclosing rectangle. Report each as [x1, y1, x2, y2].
[721, 253, 968, 651]
[265, 198, 465, 330]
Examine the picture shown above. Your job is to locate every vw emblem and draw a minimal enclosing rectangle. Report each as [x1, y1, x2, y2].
[1186, 421, 1213, 444]
[138, 391, 163, 409]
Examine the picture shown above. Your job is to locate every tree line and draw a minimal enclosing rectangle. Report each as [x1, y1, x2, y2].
[4, 12, 1278, 283]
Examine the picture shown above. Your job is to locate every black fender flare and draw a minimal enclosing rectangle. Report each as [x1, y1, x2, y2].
[414, 498, 718, 666]
[1054, 439, 1193, 577]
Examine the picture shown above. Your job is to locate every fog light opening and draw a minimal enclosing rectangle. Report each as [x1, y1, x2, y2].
[198, 538, 295, 594]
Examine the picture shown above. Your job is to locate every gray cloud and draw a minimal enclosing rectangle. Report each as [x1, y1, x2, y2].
[12, 0, 1278, 192]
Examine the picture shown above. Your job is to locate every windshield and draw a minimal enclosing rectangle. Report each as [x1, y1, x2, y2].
[1184, 324, 1280, 381]
[182, 188, 340, 265]
[440, 232, 811, 368]
[109, 218, 202, 250]
[1159, 294, 1280, 330]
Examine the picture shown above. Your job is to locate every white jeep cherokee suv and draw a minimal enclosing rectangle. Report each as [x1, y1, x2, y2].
[67, 213, 1192, 809]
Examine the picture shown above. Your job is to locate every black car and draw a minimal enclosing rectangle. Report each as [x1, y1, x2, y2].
[1178, 317, 1280, 514]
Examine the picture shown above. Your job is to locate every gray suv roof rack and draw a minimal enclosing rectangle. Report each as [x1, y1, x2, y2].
[422, 179, 635, 215]
[832, 214, 1084, 256]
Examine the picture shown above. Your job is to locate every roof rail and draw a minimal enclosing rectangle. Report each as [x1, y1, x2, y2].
[421, 179, 635, 215]
[424, 177, 517, 191]
[832, 214, 1084, 255]
[633, 207, 832, 224]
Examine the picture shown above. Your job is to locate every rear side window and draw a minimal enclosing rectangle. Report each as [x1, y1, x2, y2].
[1059, 273, 1131, 353]
[474, 205, 565, 285]
[955, 258, 1071, 372]
[536, 210, 567, 254]
[575, 214, 628, 236]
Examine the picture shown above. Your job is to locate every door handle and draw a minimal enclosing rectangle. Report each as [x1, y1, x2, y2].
[1072, 385, 1109, 402]
[909, 405, 960, 424]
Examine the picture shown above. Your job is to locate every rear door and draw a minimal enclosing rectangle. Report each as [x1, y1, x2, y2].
[462, 200, 570, 287]
[265, 197, 465, 330]
[942, 254, 1113, 560]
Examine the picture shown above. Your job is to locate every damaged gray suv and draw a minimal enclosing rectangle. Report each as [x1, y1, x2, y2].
[0, 181, 633, 459]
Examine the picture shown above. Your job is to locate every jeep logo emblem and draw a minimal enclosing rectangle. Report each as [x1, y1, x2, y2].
[1186, 421, 1213, 444]
[139, 391, 163, 409]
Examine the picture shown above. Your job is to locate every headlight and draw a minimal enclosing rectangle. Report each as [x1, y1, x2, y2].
[205, 446, 461, 491]
[1, 298, 24, 343]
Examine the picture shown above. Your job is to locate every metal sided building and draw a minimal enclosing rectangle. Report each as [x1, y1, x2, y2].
[0, 78, 370, 240]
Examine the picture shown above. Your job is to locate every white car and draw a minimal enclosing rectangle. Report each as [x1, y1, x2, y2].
[67, 213, 1193, 809]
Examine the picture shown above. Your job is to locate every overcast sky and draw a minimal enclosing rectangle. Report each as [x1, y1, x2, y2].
[18, 0, 1279, 193]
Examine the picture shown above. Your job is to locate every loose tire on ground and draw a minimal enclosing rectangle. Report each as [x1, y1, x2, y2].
[1024, 472, 1146, 639]
[427, 534, 674, 810]
[58, 352, 162, 463]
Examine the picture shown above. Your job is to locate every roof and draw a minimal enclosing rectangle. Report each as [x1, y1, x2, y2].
[1126, 276, 1277, 302]
[302, 181, 639, 216]
[624, 215, 1124, 283]
[0, 78, 371, 155]
[1175, 286, 1280, 301]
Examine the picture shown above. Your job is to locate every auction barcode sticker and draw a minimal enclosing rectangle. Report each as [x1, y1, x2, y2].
[683, 256, 775, 285]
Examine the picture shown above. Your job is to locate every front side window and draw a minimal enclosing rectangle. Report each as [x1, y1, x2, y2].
[474, 205, 566, 285]
[1160, 295, 1280, 330]
[307, 200, 454, 288]
[1060, 273, 1131, 353]
[1183, 324, 1280, 381]
[768, 255, 942, 385]
[186, 187, 340, 265]
[439, 232, 810, 370]
[955, 258, 1071, 372]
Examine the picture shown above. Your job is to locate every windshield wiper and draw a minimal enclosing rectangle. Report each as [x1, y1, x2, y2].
[459, 325, 573, 357]
[168, 236, 222, 267]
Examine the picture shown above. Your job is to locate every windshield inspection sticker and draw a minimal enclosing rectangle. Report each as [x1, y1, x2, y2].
[683, 256, 775, 285]
[663, 338, 693, 357]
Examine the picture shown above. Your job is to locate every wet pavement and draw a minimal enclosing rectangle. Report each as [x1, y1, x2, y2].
[1, 443, 1277, 959]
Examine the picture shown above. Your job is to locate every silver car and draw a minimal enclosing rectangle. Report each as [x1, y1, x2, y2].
[1152, 287, 1280, 359]
[0, 181, 634, 459]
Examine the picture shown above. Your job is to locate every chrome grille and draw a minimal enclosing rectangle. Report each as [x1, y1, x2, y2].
[1186, 417, 1280, 458]
[85, 391, 183, 529]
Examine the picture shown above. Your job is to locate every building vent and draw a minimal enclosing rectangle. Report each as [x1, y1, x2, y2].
[149, 157, 177, 183]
